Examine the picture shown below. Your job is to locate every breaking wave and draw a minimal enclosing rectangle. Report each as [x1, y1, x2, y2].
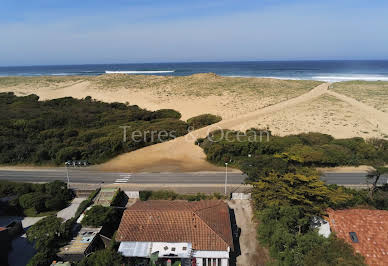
[105, 70, 175, 74]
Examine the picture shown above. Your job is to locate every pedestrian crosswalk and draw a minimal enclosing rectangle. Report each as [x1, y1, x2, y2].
[114, 173, 132, 184]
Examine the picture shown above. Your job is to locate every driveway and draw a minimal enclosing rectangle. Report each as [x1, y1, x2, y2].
[228, 200, 269, 266]
[57, 197, 86, 221]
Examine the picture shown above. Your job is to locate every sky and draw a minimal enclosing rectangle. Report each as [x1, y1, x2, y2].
[1, 0, 388, 66]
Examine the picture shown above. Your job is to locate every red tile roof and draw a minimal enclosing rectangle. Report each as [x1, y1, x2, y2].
[327, 209, 388, 266]
[117, 200, 233, 251]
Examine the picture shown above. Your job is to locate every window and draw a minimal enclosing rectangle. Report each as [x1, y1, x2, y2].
[203, 258, 207, 266]
[349, 232, 359, 243]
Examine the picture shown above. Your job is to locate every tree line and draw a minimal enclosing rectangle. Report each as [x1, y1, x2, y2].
[198, 129, 388, 265]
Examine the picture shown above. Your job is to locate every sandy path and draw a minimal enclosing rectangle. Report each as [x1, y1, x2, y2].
[228, 200, 269, 266]
[327, 90, 388, 134]
[99, 83, 329, 172]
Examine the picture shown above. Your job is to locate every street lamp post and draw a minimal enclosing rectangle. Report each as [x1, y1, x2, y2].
[224, 162, 228, 195]
[65, 164, 70, 188]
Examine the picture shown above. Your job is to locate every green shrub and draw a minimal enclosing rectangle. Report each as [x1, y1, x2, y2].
[77, 249, 123, 266]
[81, 205, 119, 227]
[44, 198, 66, 211]
[19, 192, 49, 213]
[139, 190, 226, 201]
[187, 114, 222, 129]
[0, 93, 188, 165]
[111, 190, 128, 207]
[151, 109, 182, 119]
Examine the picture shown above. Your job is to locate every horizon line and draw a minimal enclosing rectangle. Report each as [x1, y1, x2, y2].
[2, 59, 388, 68]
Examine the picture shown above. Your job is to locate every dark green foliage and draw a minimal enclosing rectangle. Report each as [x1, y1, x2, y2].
[0, 93, 188, 165]
[111, 190, 128, 207]
[26, 250, 56, 266]
[77, 249, 123, 266]
[19, 192, 49, 213]
[74, 188, 100, 219]
[81, 205, 119, 227]
[1, 180, 72, 215]
[75, 200, 93, 219]
[26, 215, 63, 252]
[239, 155, 289, 181]
[151, 109, 182, 119]
[257, 206, 366, 265]
[302, 237, 366, 266]
[88, 188, 100, 201]
[330, 184, 388, 210]
[187, 114, 222, 129]
[199, 130, 388, 181]
[139, 190, 226, 201]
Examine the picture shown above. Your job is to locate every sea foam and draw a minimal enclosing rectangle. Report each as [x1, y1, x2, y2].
[312, 75, 388, 82]
[105, 70, 175, 74]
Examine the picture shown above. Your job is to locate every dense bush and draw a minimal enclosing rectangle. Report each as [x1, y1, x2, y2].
[151, 109, 182, 119]
[139, 190, 225, 201]
[19, 192, 49, 213]
[199, 130, 388, 181]
[187, 114, 222, 129]
[1, 180, 72, 215]
[252, 173, 351, 215]
[26, 215, 76, 266]
[26, 215, 63, 252]
[74, 188, 100, 219]
[77, 249, 123, 266]
[81, 205, 120, 227]
[0, 92, 189, 165]
[111, 190, 128, 207]
[257, 206, 366, 265]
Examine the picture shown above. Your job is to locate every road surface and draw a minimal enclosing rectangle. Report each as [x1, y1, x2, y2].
[0, 168, 387, 185]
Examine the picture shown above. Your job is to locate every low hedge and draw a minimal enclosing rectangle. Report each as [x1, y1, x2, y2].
[74, 188, 100, 220]
[139, 190, 225, 201]
[187, 114, 222, 130]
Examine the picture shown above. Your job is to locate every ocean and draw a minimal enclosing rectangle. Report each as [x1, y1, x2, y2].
[1, 60, 388, 82]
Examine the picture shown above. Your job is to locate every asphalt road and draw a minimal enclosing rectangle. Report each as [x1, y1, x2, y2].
[0, 169, 246, 184]
[0, 168, 387, 185]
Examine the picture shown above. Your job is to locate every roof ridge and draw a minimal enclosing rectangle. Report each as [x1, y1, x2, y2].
[191, 201, 232, 250]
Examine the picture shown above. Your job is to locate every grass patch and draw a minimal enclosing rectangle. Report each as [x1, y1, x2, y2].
[331, 81, 388, 112]
[23, 208, 57, 217]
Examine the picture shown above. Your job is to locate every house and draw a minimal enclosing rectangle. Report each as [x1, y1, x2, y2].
[116, 200, 234, 266]
[57, 227, 103, 262]
[326, 209, 388, 266]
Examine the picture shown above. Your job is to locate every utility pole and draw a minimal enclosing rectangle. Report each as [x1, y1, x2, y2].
[65, 164, 70, 188]
[224, 162, 228, 196]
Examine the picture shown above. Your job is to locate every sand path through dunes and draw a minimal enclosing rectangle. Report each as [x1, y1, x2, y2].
[99, 83, 330, 172]
[327, 90, 388, 134]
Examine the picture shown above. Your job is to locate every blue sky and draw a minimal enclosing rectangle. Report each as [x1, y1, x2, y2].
[1, 0, 388, 66]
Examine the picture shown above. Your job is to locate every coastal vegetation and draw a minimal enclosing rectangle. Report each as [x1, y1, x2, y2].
[0, 180, 73, 216]
[187, 114, 222, 130]
[26, 215, 76, 266]
[198, 130, 388, 179]
[0, 92, 189, 165]
[139, 190, 225, 201]
[198, 130, 388, 265]
[331, 81, 388, 113]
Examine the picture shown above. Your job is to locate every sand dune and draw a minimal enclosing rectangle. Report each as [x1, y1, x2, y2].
[1, 75, 387, 172]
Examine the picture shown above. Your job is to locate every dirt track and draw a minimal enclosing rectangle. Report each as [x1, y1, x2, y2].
[99, 83, 330, 172]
